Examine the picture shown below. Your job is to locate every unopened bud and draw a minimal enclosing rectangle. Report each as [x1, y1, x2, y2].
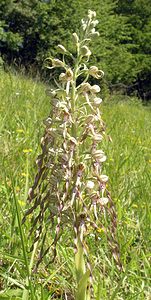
[73, 33, 79, 43]
[57, 44, 67, 54]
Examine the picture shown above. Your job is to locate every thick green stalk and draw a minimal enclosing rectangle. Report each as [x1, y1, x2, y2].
[71, 46, 90, 300]
[75, 236, 90, 300]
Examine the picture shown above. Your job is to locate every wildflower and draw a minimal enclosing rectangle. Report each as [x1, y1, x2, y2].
[109, 158, 114, 161]
[59, 73, 66, 82]
[93, 133, 103, 141]
[149, 160, 151, 163]
[90, 29, 100, 38]
[46, 58, 65, 69]
[91, 85, 100, 94]
[88, 10, 96, 19]
[78, 82, 91, 93]
[93, 97, 102, 106]
[99, 197, 109, 205]
[86, 180, 94, 189]
[18, 200, 25, 207]
[23, 9, 123, 286]
[92, 150, 107, 162]
[89, 66, 104, 79]
[16, 186, 20, 192]
[132, 204, 138, 208]
[59, 68, 73, 82]
[80, 46, 91, 57]
[21, 172, 27, 177]
[100, 175, 109, 183]
[16, 129, 24, 133]
[23, 149, 32, 153]
[97, 227, 105, 233]
[91, 20, 99, 27]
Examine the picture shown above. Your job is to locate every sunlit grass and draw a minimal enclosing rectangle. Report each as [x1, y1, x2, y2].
[0, 69, 151, 299]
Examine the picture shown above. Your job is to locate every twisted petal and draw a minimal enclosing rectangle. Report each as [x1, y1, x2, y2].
[89, 66, 104, 79]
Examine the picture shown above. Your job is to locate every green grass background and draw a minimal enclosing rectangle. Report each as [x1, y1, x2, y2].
[0, 69, 150, 299]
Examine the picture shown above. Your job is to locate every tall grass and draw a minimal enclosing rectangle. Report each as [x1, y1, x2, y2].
[0, 67, 151, 299]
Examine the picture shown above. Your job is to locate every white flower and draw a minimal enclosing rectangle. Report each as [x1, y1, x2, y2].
[94, 97, 102, 106]
[99, 197, 109, 205]
[59, 68, 73, 82]
[90, 30, 100, 38]
[92, 150, 107, 162]
[91, 20, 99, 27]
[78, 82, 91, 93]
[88, 10, 96, 19]
[93, 133, 103, 141]
[91, 85, 100, 93]
[81, 46, 91, 57]
[86, 180, 94, 189]
[100, 175, 109, 183]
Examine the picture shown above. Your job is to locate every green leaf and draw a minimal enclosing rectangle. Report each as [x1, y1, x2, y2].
[76, 271, 90, 300]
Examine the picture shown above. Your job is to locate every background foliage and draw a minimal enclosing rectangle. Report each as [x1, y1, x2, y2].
[0, 0, 151, 98]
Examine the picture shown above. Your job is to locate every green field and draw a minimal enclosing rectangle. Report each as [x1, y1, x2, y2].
[0, 69, 151, 299]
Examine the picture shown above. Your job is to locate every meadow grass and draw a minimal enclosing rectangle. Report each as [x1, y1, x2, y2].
[0, 69, 151, 299]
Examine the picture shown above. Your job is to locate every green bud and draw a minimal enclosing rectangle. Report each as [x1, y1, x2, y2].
[73, 32, 79, 43]
[57, 44, 67, 54]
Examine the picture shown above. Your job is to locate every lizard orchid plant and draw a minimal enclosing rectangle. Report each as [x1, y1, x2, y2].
[23, 10, 122, 300]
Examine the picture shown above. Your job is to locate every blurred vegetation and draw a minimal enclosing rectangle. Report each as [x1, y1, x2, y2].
[0, 0, 151, 99]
